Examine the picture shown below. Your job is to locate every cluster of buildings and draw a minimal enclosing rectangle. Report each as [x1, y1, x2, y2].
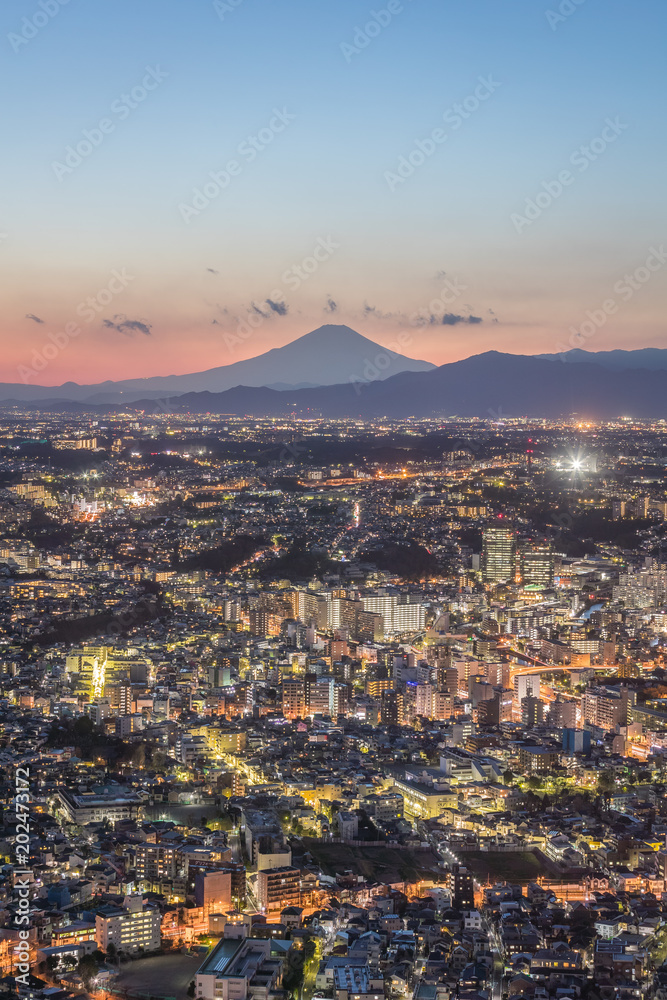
[2, 414, 667, 998]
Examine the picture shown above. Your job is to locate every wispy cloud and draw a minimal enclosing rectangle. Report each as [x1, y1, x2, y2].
[25, 313, 44, 324]
[266, 297, 288, 316]
[102, 315, 153, 336]
[442, 313, 483, 326]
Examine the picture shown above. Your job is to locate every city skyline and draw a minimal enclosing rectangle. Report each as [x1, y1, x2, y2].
[2, 0, 666, 383]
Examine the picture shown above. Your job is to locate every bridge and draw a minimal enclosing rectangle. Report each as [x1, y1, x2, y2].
[500, 643, 610, 684]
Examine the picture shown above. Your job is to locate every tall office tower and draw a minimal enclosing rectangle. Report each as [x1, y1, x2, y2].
[519, 540, 554, 587]
[482, 524, 516, 584]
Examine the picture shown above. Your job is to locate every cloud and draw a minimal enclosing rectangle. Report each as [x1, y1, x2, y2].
[26, 313, 44, 324]
[442, 313, 483, 326]
[251, 302, 269, 318]
[102, 315, 153, 336]
[362, 302, 401, 320]
[266, 298, 288, 316]
[206, 267, 219, 275]
[324, 297, 337, 313]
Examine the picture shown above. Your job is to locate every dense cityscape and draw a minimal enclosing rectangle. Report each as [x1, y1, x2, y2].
[3, 412, 667, 1000]
[4, 0, 666, 998]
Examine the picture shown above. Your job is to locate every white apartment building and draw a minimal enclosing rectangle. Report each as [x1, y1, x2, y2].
[361, 593, 426, 634]
[95, 895, 161, 953]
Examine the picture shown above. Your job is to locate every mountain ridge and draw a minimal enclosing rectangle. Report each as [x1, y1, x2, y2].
[537, 347, 667, 370]
[2, 325, 434, 403]
[12, 350, 667, 419]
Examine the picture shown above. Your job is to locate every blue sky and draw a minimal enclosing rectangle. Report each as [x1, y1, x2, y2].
[2, 0, 666, 382]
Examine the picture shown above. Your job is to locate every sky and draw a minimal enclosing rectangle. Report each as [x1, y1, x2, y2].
[1, 0, 666, 385]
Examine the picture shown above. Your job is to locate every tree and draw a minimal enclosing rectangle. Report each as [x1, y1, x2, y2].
[77, 954, 99, 988]
[597, 770, 616, 793]
[503, 769, 514, 785]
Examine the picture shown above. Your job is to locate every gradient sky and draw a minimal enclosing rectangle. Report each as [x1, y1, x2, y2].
[2, 0, 666, 384]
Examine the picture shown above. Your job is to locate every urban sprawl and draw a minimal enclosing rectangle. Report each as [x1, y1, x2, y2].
[2, 413, 667, 1000]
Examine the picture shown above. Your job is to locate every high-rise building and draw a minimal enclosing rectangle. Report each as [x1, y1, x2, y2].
[581, 686, 634, 731]
[521, 695, 545, 728]
[256, 866, 301, 912]
[449, 865, 475, 910]
[482, 525, 516, 584]
[136, 844, 179, 882]
[381, 689, 405, 726]
[519, 541, 554, 587]
[550, 698, 577, 729]
[361, 593, 426, 634]
[282, 677, 306, 720]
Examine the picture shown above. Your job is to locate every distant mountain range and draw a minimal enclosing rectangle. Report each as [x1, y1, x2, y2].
[113, 352, 667, 420]
[538, 347, 667, 370]
[5, 331, 667, 418]
[0, 325, 434, 403]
